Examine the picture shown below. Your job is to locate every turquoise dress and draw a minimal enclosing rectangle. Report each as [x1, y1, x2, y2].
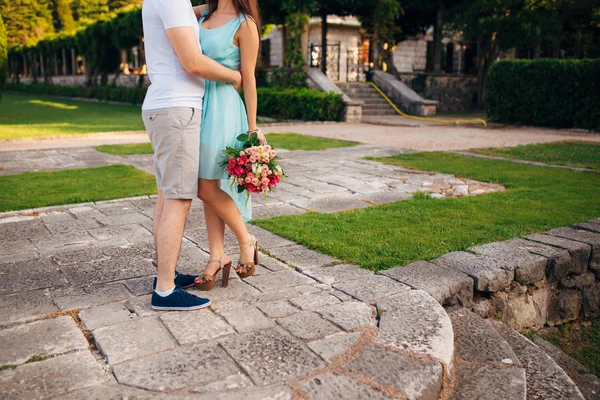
[198, 11, 251, 222]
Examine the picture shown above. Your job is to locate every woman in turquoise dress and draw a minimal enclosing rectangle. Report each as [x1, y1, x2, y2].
[192, 0, 262, 290]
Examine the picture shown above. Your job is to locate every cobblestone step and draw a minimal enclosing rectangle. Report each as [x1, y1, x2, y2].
[491, 320, 585, 400]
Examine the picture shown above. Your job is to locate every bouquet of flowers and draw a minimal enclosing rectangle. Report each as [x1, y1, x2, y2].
[222, 131, 285, 201]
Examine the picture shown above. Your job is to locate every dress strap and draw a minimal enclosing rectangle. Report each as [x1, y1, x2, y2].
[224, 14, 248, 44]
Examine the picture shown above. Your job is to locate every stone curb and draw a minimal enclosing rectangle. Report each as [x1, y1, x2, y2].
[451, 151, 598, 173]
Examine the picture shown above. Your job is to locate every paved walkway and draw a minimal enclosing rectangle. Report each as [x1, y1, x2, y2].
[1, 122, 598, 152]
[0, 143, 511, 399]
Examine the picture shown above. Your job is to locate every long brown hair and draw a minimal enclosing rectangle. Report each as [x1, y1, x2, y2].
[204, 0, 261, 37]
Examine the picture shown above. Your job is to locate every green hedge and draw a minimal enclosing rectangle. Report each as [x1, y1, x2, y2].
[5, 82, 148, 104]
[6, 83, 345, 121]
[257, 88, 343, 121]
[485, 59, 600, 131]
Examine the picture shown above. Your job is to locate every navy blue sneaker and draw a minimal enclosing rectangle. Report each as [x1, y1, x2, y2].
[151, 287, 211, 311]
[153, 271, 198, 290]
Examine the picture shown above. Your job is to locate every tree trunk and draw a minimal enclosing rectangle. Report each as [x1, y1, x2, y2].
[62, 48, 67, 75]
[320, 7, 328, 75]
[476, 37, 485, 109]
[71, 48, 77, 75]
[433, 1, 444, 73]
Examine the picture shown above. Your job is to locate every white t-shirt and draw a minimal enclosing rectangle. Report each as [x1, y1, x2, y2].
[142, 0, 204, 110]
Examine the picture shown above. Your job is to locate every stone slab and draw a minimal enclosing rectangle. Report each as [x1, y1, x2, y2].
[298, 373, 390, 400]
[289, 292, 341, 311]
[93, 317, 175, 365]
[0, 289, 58, 328]
[582, 283, 600, 319]
[292, 194, 371, 213]
[277, 311, 341, 340]
[257, 300, 299, 318]
[346, 346, 443, 400]
[45, 219, 102, 235]
[546, 227, 600, 269]
[189, 386, 293, 400]
[0, 351, 109, 400]
[0, 258, 68, 295]
[0, 316, 89, 366]
[78, 302, 136, 331]
[434, 251, 514, 292]
[381, 261, 474, 307]
[247, 225, 296, 249]
[449, 364, 526, 400]
[94, 213, 151, 227]
[533, 336, 600, 400]
[87, 224, 153, 244]
[113, 343, 241, 392]
[244, 270, 316, 292]
[315, 301, 374, 331]
[250, 204, 305, 219]
[188, 373, 254, 394]
[302, 264, 374, 285]
[469, 240, 549, 285]
[161, 309, 234, 345]
[52, 283, 132, 311]
[526, 233, 591, 275]
[60, 255, 155, 287]
[547, 289, 582, 326]
[187, 280, 261, 303]
[122, 276, 154, 296]
[491, 320, 585, 400]
[220, 327, 325, 386]
[94, 201, 141, 216]
[449, 308, 520, 366]
[375, 290, 454, 370]
[333, 275, 410, 304]
[307, 332, 362, 363]
[510, 238, 574, 282]
[265, 245, 338, 271]
[573, 222, 600, 234]
[258, 254, 292, 272]
[0, 220, 51, 242]
[55, 383, 155, 400]
[217, 306, 275, 334]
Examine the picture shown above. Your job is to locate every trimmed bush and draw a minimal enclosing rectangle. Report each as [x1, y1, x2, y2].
[257, 88, 343, 121]
[0, 15, 7, 98]
[6, 83, 344, 121]
[485, 59, 600, 131]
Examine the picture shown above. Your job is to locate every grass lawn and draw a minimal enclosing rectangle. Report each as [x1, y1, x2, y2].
[95, 143, 154, 156]
[470, 141, 600, 171]
[539, 320, 600, 378]
[253, 152, 600, 270]
[94, 133, 358, 155]
[0, 165, 157, 212]
[0, 92, 144, 139]
[264, 133, 358, 151]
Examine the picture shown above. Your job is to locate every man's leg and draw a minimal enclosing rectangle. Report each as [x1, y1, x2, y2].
[153, 191, 165, 264]
[155, 198, 191, 292]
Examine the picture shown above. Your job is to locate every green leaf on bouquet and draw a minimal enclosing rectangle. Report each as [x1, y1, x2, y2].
[237, 134, 249, 142]
[237, 185, 247, 193]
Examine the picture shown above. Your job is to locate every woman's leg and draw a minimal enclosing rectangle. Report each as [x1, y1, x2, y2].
[202, 202, 231, 276]
[198, 179, 255, 263]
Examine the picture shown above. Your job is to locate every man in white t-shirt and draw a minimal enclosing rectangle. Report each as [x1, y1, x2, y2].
[141, 0, 241, 311]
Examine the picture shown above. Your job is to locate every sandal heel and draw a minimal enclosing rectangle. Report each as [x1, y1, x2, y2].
[222, 262, 232, 288]
[253, 241, 259, 265]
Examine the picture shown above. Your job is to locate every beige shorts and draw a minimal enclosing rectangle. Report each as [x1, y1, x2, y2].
[142, 107, 201, 199]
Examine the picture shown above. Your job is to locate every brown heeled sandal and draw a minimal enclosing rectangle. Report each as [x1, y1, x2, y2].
[236, 235, 258, 279]
[195, 255, 232, 291]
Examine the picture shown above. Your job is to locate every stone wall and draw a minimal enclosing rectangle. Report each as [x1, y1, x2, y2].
[371, 70, 438, 117]
[380, 219, 600, 333]
[399, 73, 479, 111]
[20, 74, 150, 88]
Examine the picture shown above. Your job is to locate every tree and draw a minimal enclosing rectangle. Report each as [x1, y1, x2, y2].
[315, 0, 354, 74]
[0, 14, 7, 98]
[72, 0, 110, 24]
[108, 0, 140, 11]
[53, 0, 77, 31]
[1, 0, 55, 48]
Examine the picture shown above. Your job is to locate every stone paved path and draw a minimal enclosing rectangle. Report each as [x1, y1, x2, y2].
[0, 144, 508, 399]
[1, 122, 599, 153]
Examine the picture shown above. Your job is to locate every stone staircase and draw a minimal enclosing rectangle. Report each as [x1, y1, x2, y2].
[449, 308, 589, 400]
[336, 83, 399, 117]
